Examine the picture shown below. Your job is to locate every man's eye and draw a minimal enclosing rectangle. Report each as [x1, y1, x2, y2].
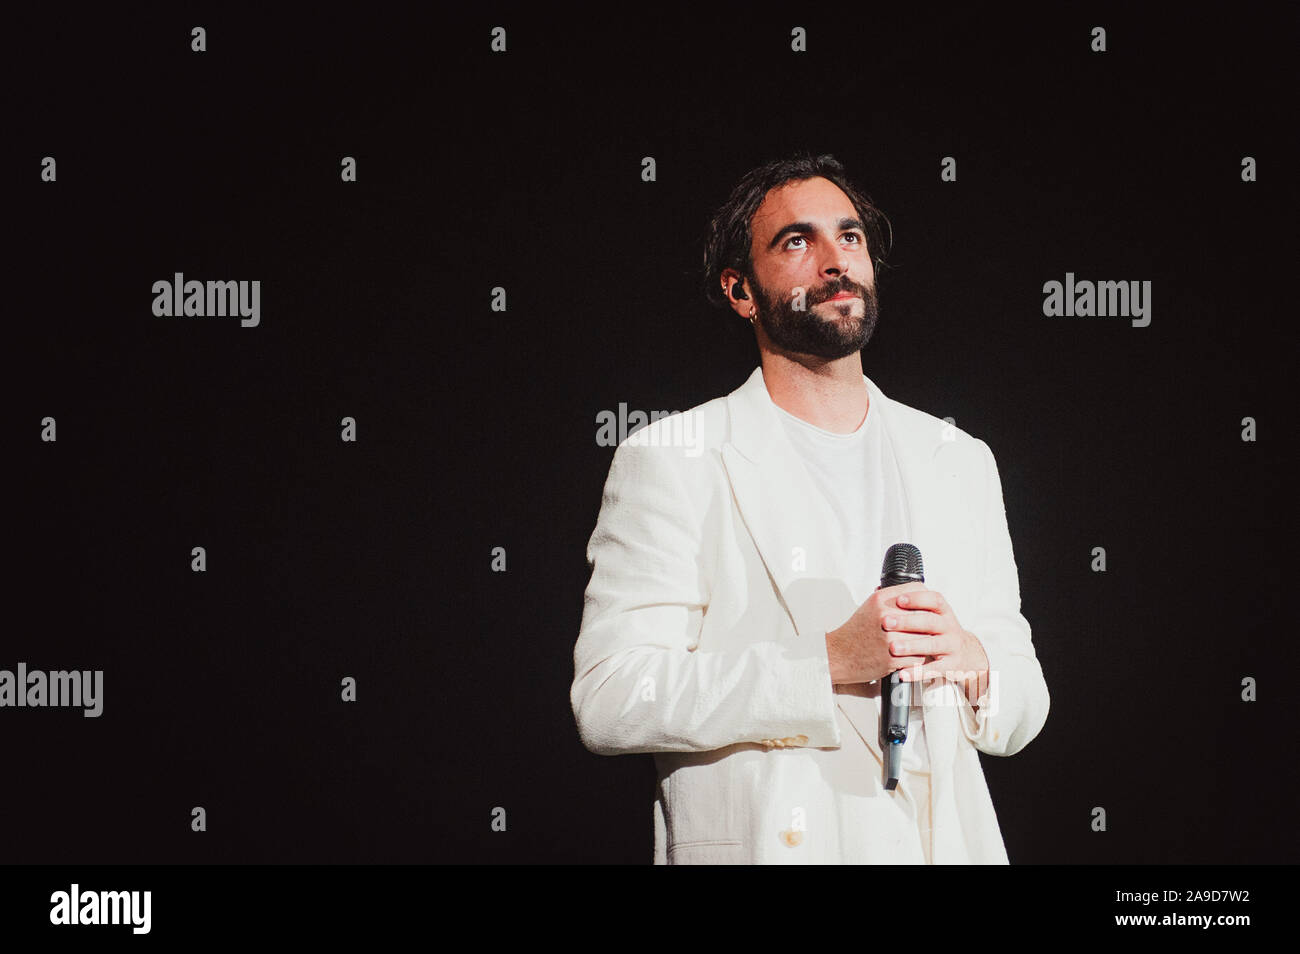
[843, 233, 861, 244]
[785, 236, 807, 249]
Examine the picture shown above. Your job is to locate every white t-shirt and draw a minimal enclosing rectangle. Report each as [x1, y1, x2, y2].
[773, 397, 930, 775]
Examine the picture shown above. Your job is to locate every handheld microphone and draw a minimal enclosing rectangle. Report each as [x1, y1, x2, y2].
[879, 543, 924, 791]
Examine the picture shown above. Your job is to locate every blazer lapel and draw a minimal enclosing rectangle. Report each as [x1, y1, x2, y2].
[720, 368, 850, 612]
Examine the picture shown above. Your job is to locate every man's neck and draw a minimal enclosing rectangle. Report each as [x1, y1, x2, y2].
[759, 351, 868, 434]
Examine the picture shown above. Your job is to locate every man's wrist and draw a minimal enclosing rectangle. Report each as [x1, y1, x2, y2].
[824, 626, 844, 684]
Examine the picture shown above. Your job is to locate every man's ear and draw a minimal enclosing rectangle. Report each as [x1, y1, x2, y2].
[720, 269, 753, 319]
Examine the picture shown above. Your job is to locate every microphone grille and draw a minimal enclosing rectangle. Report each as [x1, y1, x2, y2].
[883, 543, 924, 579]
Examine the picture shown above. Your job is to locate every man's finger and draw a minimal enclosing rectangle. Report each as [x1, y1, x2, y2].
[878, 581, 927, 601]
[887, 655, 927, 673]
[889, 632, 962, 658]
[894, 589, 946, 613]
[890, 634, 939, 656]
[882, 611, 945, 635]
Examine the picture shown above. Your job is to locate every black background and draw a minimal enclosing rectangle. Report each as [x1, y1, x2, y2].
[8, 6, 1295, 864]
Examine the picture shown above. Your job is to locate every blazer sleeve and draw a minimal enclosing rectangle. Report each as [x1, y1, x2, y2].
[571, 438, 841, 756]
[954, 438, 1050, 756]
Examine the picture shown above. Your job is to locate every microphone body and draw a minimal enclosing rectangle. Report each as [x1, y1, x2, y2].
[879, 543, 924, 791]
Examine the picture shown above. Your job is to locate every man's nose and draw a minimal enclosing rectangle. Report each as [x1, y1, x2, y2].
[819, 241, 850, 279]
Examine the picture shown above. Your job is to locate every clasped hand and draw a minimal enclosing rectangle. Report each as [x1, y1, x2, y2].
[826, 582, 990, 705]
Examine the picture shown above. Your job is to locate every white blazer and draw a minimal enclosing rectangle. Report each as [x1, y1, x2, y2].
[571, 366, 1050, 864]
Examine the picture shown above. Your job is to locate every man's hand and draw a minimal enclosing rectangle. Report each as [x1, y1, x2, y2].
[884, 588, 991, 707]
[825, 581, 930, 685]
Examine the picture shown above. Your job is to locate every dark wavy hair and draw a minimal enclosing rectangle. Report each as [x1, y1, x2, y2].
[702, 153, 892, 310]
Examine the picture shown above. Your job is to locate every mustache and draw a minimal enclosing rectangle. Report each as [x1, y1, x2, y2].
[810, 277, 871, 304]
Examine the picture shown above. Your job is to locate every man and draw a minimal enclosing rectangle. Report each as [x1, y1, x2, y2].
[570, 154, 1049, 864]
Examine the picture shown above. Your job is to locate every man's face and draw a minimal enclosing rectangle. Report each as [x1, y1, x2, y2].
[747, 177, 879, 360]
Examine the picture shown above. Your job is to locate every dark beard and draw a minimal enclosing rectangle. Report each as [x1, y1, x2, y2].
[752, 274, 879, 360]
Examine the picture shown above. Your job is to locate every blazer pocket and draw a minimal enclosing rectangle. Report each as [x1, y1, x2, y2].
[660, 747, 745, 852]
[666, 839, 745, 865]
